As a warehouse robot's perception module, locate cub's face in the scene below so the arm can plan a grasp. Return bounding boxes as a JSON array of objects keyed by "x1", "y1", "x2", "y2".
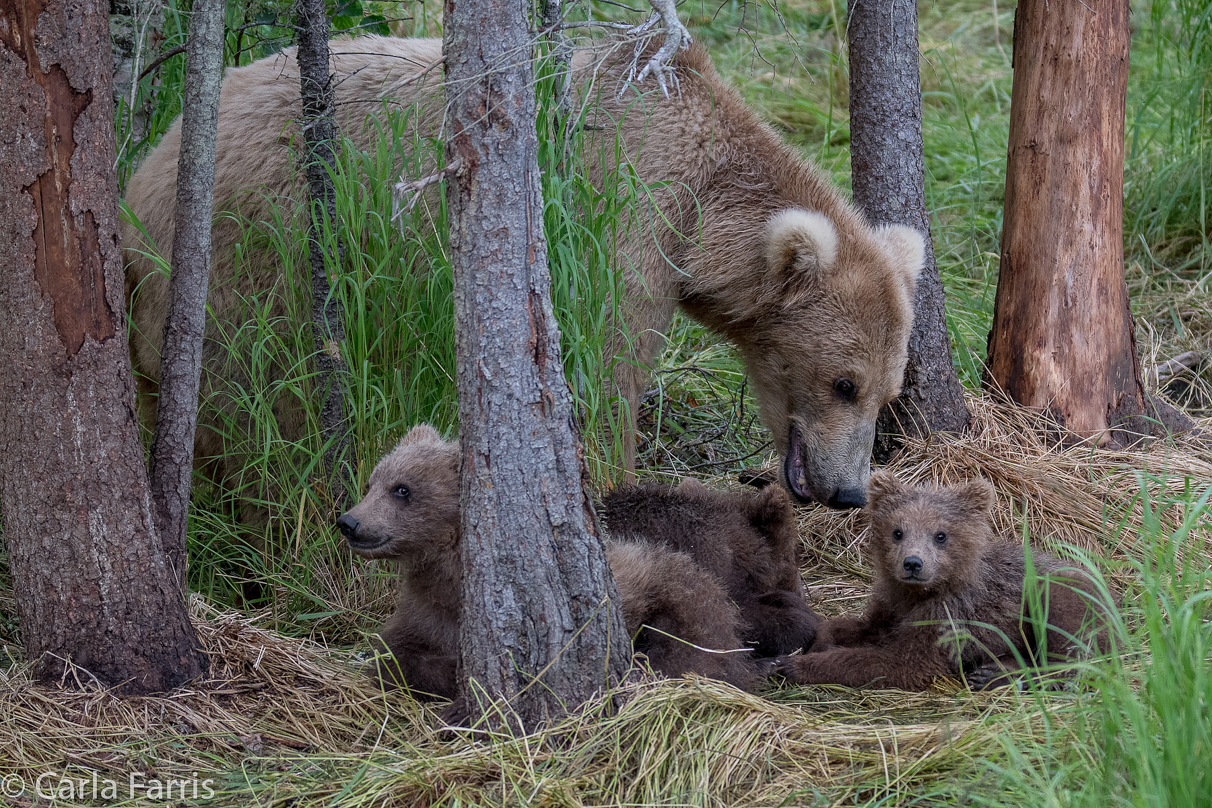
[
  {"x1": 748, "y1": 210, "x2": 926, "y2": 510},
  {"x1": 864, "y1": 471, "x2": 995, "y2": 592},
  {"x1": 335, "y1": 425, "x2": 459, "y2": 560}
]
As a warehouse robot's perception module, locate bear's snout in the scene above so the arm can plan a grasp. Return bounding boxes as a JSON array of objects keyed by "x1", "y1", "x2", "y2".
[
  {"x1": 336, "y1": 512, "x2": 361, "y2": 541},
  {"x1": 903, "y1": 556, "x2": 924, "y2": 575},
  {"x1": 828, "y1": 487, "x2": 866, "y2": 510}
]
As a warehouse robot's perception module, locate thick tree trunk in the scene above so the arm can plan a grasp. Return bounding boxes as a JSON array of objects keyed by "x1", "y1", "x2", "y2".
[
  {"x1": 296, "y1": 0, "x2": 354, "y2": 504},
  {"x1": 148, "y1": 0, "x2": 226, "y2": 588},
  {"x1": 847, "y1": 0, "x2": 970, "y2": 461},
  {"x1": 986, "y1": 0, "x2": 1151, "y2": 444},
  {"x1": 444, "y1": 0, "x2": 632, "y2": 728},
  {"x1": 0, "y1": 0, "x2": 206, "y2": 693}
]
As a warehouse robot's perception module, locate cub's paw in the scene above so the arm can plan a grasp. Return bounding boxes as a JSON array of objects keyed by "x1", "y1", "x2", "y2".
[{"x1": 965, "y1": 664, "x2": 1015, "y2": 691}]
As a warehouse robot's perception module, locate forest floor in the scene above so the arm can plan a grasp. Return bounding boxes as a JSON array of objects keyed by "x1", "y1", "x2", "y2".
[{"x1": 2, "y1": 0, "x2": 1211, "y2": 805}]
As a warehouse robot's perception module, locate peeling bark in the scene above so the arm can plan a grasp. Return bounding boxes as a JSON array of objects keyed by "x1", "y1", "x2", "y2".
[
  {"x1": 847, "y1": 0, "x2": 970, "y2": 461},
  {"x1": 444, "y1": 0, "x2": 631, "y2": 728},
  {"x1": 147, "y1": 0, "x2": 226, "y2": 587},
  {"x1": 986, "y1": 0, "x2": 1158, "y2": 445},
  {"x1": 0, "y1": 0, "x2": 205, "y2": 693}
]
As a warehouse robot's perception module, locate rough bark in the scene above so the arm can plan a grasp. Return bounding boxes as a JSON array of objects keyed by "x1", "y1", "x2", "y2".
[
  {"x1": 444, "y1": 0, "x2": 632, "y2": 728},
  {"x1": 0, "y1": 0, "x2": 205, "y2": 693},
  {"x1": 147, "y1": 0, "x2": 225, "y2": 588},
  {"x1": 847, "y1": 0, "x2": 970, "y2": 461},
  {"x1": 986, "y1": 0, "x2": 1154, "y2": 445},
  {"x1": 296, "y1": 0, "x2": 354, "y2": 504}
]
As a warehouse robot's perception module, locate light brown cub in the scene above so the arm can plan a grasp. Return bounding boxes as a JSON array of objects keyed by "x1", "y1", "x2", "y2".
[
  {"x1": 337, "y1": 425, "x2": 763, "y2": 699},
  {"x1": 777, "y1": 472, "x2": 1113, "y2": 691}
]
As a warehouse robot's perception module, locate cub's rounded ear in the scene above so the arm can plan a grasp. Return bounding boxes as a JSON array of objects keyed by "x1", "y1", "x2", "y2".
[
  {"x1": 953, "y1": 478, "x2": 996, "y2": 516},
  {"x1": 748, "y1": 484, "x2": 794, "y2": 527},
  {"x1": 675, "y1": 477, "x2": 709, "y2": 497},
  {"x1": 866, "y1": 470, "x2": 904, "y2": 512},
  {"x1": 875, "y1": 224, "x2": 926, "y2": 294},
  {"x1": 400, "y1": 423, "x2": 443, "y2": 447},
  {"x1": 766, "y1": 209, "x2": 839, "y2": 280}
]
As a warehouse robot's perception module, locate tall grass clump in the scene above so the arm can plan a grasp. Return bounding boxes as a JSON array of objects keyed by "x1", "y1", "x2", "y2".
[
  {"x1": 173, "y1": 47, "x2": 635, "y2": 621},
  {"x1": 1127, "y1": 0, "x2": 1211, "y2": 275},
  {"x1": 973, "y1": 474, "x2": 1212, "y2": 806}
]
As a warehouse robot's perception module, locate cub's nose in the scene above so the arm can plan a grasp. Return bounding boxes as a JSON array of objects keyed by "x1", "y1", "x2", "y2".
[
  {"x1": 827, "y1": 487, "x2": 867, "y2": 510},
  {"x1": 903, "y1": 556, "x2": 923, "y2": 574},
  {"x1": 336, "y1": 512, "x2": 361, "y2": 540}
]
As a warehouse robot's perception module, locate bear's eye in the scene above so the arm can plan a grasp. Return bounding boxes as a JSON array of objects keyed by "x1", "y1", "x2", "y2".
[
  {"x1": 392, "y1": 485, "x2": 411, "y2": 502},
  {"x1": 892, "y1": 529, "x2": 903, "y2": 542},
  {"x1": 833, "y1": 377, "x2": 857, "y2": 402},
  {"x1": 934, "y1": 531, "x2": 947, "y2": 545}
]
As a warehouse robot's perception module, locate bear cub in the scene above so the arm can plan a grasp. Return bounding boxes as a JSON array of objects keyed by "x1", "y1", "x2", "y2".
[
  {"x1": 601, "y1": 480, "x2": 821, "y2": 657},
  {"x1": 777, "y1": 471, "x2": 1112, "y2": 691},
  {"x1": 336, "y1": 425, "x2": 786, "y2": 699}
]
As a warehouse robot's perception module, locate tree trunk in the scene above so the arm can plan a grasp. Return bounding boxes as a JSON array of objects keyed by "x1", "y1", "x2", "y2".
[
  {"x1": 847, "y1": 0, "x2": 970, "y2": 461},
  {"x1": 147, "y1": 0, "x2": 226, "y2": 588},
  {"x1": 986, "y1": 0, "x2": 1151, "y2": 444},
  {"x1": 444, "y1": 0, "x2": 632, "y2": 728},
  {"x1": 296, "y1": 0, "x2": 354, "y2": 504},
  {"x1": 0, "y1": 0, "x2": 206, "y2": 693}
]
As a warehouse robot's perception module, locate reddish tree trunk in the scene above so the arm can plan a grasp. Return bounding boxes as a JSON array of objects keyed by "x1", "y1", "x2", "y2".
[
  {"x1": 986, "y1": 0, "x2": 1150, "y2": 444},
  {"x1": 444, "y1": 0, "x2": 631, "y2": 728},
  {"x1": 0, "y1": 0, "x2": 205, "y2": 693}
]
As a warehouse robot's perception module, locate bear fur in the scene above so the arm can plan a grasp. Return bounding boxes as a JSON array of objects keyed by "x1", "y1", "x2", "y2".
[
  {"x1": 122, "y1": 35, "x2": 925, "y2": 511},
  {"x1": 337, "y1": 425, "x2": 764, "y2": 698},
  {"x1": 600, "y1": 478, "x2": 822, "y2": 657},
  {"x1": 776, "y1": 472, "x2": 1112, "y2": 691}
]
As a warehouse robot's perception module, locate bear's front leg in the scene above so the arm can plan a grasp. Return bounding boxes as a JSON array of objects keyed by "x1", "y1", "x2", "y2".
[{"x1": 774, "y1": 634, "x2": 949, "y2": 691}]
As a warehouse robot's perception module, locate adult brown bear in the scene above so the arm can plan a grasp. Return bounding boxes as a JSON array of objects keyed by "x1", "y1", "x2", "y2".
[{"x1": 123, "y1": 36, "x2": 924, "y2": 509}]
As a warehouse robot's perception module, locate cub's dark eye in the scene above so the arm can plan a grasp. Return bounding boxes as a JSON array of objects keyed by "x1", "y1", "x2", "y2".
[
  {"x1": 833, "y1": 377, "x2": 857, "y2": 401},
  {"x1": 892, "y1": 529, "x2": 903, "y2": 542},
  {"x1": 934, "y1": 531, "x2": 947, "y2": 545},
  {"x1": 392, "y1": 485, "x2": 411, "y2": 502}
]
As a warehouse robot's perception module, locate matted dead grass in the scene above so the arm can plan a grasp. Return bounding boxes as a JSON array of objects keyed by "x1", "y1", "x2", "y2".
[{"x1": 0, "y1": 392, "x2": 1207, "y2": 806}]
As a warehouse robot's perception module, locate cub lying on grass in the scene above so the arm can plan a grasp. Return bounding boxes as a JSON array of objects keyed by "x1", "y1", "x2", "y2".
[
  {"x1": 777, "y1": 472, "x2": 1114, "y2": 691},
  {"x1": 601, "y1": 479, "x2": 822, "y2": 657},
  {"x1": 336, "y1": 425, "x2": 781, "y2": 699}
]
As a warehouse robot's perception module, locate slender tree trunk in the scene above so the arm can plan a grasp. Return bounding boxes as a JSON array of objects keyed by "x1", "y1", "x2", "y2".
[
  {"x1": 296, "y1": 0, "x2": 354, "y2": 504},
  {"x1": 847, "y1": 0, "x2": 970, "y2": 461},
  {"x1": 148, "y1": 0, "x2": 226, "y2": 588},
  {"x1": 0, "y1": 0, "x2": 206, "y2": 693},
  {"x1": 445, "y1": 0, "x2": 632, "y2": 728},
  {"x1": 986, "y1": 0, "x2": 1159, "y2": 444}
]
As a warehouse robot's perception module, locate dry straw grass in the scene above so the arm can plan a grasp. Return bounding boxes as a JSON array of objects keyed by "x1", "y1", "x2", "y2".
[{"x1": 0, "y1": 393, "x2": 1208, "y2": 806}]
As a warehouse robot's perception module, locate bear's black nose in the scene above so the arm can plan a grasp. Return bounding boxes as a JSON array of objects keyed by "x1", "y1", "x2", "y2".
[
  {"x1": 336, "y1": 512, "x2": 360, "y2": 540},
  {"x1": 827, "y1": 487, "x2": 867, "y2": 510},
  {"x1": 903, "y1": 556, "x2": 923, "y2": 574}
]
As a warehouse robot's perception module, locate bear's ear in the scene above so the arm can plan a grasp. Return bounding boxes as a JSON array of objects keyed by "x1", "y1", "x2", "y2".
[
  {"x1": 952, "y1": 478, "x2": 995, "y2": 517},
  {"x1": 399, "y1": 423, "x2": 443, "y2": 447},
  {"x1": 866, "y1": 470, "x2": 905, "y2": 512},
  {"x1": 675, "y1": 477, "x2": 709, "y2": 497},
  {"x1": 765, "y1": 208, "x2": 839, "y2": 281},
  {"x1": 874, "y1": 224, "x2": 925, "y2": 295},
  {"x1": 747, "y1": 485, "x2": 797, "y2": 550}
]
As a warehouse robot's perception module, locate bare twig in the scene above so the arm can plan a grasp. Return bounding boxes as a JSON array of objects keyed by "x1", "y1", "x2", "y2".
[
  {"x1": 391, "y1": 159, "x2": 464, "y2": 223},
  {"x1": 625, "y1": 0, "x2": 693, "y2": 97},
  {"x1": 138, "y1": 43, "x2": 187, "y2": 81}
]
